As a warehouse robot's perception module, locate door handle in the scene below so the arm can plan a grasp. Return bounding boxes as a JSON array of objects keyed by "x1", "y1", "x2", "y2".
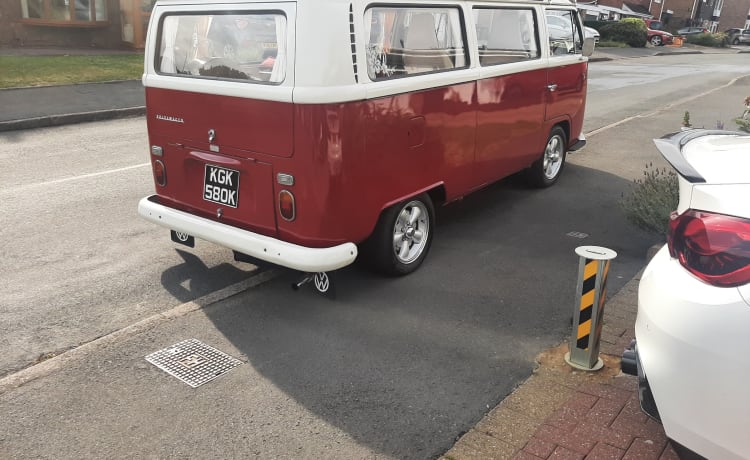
[{"x1": 547, "y1": 84, "x2": 558, "y2": 92}]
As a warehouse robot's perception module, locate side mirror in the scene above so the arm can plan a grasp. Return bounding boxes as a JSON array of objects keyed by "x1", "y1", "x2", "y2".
[{"x1": 582, "y1": 37, "x2": 596, "y2": 57}]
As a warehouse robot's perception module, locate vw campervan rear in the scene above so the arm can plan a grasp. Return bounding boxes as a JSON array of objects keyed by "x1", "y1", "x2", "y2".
[{"x1": 138, "y1": 0, "x2": 594, "y2": 289}]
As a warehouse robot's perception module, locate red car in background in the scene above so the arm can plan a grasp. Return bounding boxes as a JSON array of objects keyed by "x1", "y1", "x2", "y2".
[{"x1": 643, "y1": 19, "x2": 674, "y2": 46}]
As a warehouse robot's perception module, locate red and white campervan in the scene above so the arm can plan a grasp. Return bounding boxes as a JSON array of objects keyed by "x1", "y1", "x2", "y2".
[{"x1": 138, "y1": 0, "x2": 594, "y2": 289}]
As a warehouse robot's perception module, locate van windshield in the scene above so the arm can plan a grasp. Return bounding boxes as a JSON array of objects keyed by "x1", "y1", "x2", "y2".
[{"x1": 157, "y1": 12, "x2": 287, "y2": 83}]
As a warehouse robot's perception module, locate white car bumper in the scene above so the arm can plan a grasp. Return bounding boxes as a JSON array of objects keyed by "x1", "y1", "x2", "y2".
[
  {"x1": 138, "y1": 196, "x2": 358, "y2": 273},
  {"x1": 635, "y1": 246, "x2": 750, "y2": 459}
]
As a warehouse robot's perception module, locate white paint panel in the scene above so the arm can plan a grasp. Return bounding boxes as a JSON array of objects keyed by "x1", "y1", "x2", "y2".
[{"x1": 690, "y1": 184, "x2": 750, "y2": 220}]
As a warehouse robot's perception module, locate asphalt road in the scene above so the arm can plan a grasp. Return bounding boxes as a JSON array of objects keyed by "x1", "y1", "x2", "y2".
[{"x1": 1, "y1": 52, "x2": 749, "y2": 459}]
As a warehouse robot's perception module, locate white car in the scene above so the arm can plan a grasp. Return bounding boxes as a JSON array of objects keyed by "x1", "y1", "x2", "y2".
[
  {"x1": 623, "y1": 130, "x2": 750, "y2": 459},
  {"x1": 584, "y1": 26, "x2": 600, "y2": 43}
]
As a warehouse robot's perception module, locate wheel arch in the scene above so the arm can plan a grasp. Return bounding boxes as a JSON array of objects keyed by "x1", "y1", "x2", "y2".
[{"x1": 378, "y1": 182, "x2": 445, "y2": 215}]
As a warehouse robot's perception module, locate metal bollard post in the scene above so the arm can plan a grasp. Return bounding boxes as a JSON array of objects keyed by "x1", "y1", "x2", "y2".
[{"x1": 565, "y1": 246, "x2": 617, "y2": 371}]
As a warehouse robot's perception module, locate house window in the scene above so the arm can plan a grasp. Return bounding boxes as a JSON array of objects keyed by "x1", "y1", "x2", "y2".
[{"x1": 21, "y1": 0, "x2": 108, "y2": 25}]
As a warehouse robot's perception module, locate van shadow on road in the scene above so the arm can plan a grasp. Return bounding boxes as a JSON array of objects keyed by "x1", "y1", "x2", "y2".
[
  {"x1": 159, "y1": 248, "x2": 256, "y2": 303},
  {"x1": 195, "y1": 163, "x2": 660, "y2": 459}
]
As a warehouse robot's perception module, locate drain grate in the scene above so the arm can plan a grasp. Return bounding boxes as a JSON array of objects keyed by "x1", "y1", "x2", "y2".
[{"x1": 145, "y1": 339, "x2": 242, "y2": 388}]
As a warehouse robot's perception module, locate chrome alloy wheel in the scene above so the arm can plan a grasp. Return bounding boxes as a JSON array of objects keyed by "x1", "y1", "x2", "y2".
[
  {"x1": 392, "y1": 200, "x2": 430, "y2": 265},
  {"x1": 543, "y1": 133, "x2": 565, "y2": 180}
]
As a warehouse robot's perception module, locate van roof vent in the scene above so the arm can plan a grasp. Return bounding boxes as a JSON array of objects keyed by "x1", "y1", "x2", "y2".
[{"x1": 349, "y1": 4, "x2": 358, "y2": 83}]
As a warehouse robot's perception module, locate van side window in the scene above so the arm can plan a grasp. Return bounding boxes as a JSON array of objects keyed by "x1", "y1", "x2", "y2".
[
  {"x1": 546, "y1": 10, "x2": 583, "y2": 56},
  {"x1": 157, "y1": 13, "x2": 287, "y2": 84},
  {"x1": 364, "y1": 7, "x2": 467, "y2": 80},
  {"x1": 474, "y1": 8, "x2": 539, "y2": 66}
]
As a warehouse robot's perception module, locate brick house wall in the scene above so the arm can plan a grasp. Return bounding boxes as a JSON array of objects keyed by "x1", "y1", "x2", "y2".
[
  {"x1": 0, "y1": 0, "x2": 125, "y2": 49},
  {"x1": 595, "y1": 0, "x2": 750, "y2": 31},
  {"x1": 717, "y1": 0, "x2": 750, "y2": 30}
]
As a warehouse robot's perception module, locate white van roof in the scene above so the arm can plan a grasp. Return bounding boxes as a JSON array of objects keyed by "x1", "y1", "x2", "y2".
[
  {"x1": 153, "y1": 0, "x2": 578, "y2": 5},
  {"x1": 146, "y1": 0, "x2": 583, "y2": 103}
]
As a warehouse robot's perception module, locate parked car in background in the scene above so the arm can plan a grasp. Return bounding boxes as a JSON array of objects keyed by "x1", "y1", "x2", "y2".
[
  {"x1": 725, "y1": 27, "x2": 744, "y2": 43},
  {"x1": 643, "y1": 18, "x2": 662, "y2": 30},
  {"x1": 676, "y1": 26, "x2": 708, "y2": 36},
  {"x1": 729, "y1": 29, "x2": 750, "y2": 45},
  {"x1": 641, "y1": 18, "x2": 672, "y2": 46},
  {"x1": 547, "y1": 13, "x2": 598, "y2": 42},
  {"x1": 647, "y1": 28, "x2": 673, "y2": 46},
  {"x1": 584, "y1": 26, "x2": 600, "y2": 42},
  {"x1": 623, "y1": 130, "x2": 750, "y2": 459}
]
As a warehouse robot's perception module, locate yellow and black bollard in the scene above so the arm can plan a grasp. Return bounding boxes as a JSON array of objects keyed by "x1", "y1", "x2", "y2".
[{"x1": 565, "y1": 246, "x2": 617, "y2": 371}]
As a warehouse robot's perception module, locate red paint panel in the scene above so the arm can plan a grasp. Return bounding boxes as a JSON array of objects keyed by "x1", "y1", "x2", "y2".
[
  {"x1": 149, "y1": 135, "x2": 277, "y2": 237},
  {"x1": 276, "y1": 83, "x2": 477, "y2": 247},
  {"x1": 145, "y1": 72, "x2": 586, "y2": 249},
  {"x1": 476, "y1": 69, "x2": 547, "y2": 186},
  {"x1": 362, "y1": 83, "x2": 478, "y2": 202},
  {"x1": 546, "y1": 61, "x2": 588, "y2": 142},
  {"x1": 145, "y1": 87, "x2": 294, "y2": 158}
]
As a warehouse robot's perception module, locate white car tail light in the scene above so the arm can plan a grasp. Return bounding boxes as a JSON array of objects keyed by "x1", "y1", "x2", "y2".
[{"x1": 668, "y1": 210, "x2": 750, "y2": 287}]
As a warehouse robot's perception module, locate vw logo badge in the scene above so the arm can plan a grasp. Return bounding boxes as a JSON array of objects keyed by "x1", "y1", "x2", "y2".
[
  {"x1": 314, "y1": 272, "x2": 330, "y2": 293},
  {"x1": 175, "y1": 231, "x2": 190, "y2": 242}
]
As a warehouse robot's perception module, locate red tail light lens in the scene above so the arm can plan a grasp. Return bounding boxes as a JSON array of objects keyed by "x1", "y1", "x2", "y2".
[
  {"x1": 279, "y1": 190, "x2": 295, "y2": 221},
  {"x1": 668, "y1": 210, "x2": 750, "y2": 287},
  {"x1": 153, "y1": 160, "x2": 166, "y2": 186}
]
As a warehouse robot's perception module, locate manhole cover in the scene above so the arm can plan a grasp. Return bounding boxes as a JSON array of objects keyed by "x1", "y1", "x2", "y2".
[{"x1": 145, "y1": 339, "x2": 242, "y2": 388}]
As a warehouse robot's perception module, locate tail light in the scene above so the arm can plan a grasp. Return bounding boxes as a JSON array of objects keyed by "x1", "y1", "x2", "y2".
[
  {"x1": 153, "y1": 160, "x2": 166, "y2": 186},
  {"x1": 668, "y1": 210, "x2": 750, "y2": 287},
  {"x1": 279, "y1": 190, "x2": 295, "y2": 221}
]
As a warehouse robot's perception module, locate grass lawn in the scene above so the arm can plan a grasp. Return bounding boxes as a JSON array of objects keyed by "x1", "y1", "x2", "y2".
[{"x1": 0, "y1": 54, "x2": 144, "y2": 89}]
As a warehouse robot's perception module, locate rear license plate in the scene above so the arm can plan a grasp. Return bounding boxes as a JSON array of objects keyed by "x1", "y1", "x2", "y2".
[{"x1": 204, "y1": 165, "x2": 239, "y2": 208}]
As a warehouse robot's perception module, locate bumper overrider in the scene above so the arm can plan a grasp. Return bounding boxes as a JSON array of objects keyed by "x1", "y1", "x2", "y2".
[{"x1": 138, "y1": 195, "x2": 358, "y2": 273}]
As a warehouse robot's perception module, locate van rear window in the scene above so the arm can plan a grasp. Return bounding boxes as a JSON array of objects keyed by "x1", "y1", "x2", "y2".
[
  {"x1": 156, "y1": 13, "x2": 287, "y2": 83},
  {"x1": 364, "y1": 7, "x2": 467, "y2": 80}
]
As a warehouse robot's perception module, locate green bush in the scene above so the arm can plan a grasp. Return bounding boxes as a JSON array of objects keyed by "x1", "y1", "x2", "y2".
[
  {"x1": 621, "y1": 163, "x2": 679, "y2": 236},
  {"x1": 686, "y1": 32, "x2": 729, "y2": 47},
  {"x1": 600, "y1": 19, "x2": 648, "y2": 48}
]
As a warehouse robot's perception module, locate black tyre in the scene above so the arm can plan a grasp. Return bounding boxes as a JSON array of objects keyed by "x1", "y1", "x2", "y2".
[
  {"x1": 650, "y1": 35, "x2": 663, "y2": 46},
  {"x1": 527, "y1": 126, "x2": 567, "y2": 188},
  {"x1": 365, "y1": 193, "x2": 435, "y2": 276}
]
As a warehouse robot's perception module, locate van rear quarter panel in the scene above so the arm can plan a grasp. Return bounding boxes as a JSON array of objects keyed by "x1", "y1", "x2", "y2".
[{"x1": 284, "y1": 81, "x2": 477, "y2": 247}]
